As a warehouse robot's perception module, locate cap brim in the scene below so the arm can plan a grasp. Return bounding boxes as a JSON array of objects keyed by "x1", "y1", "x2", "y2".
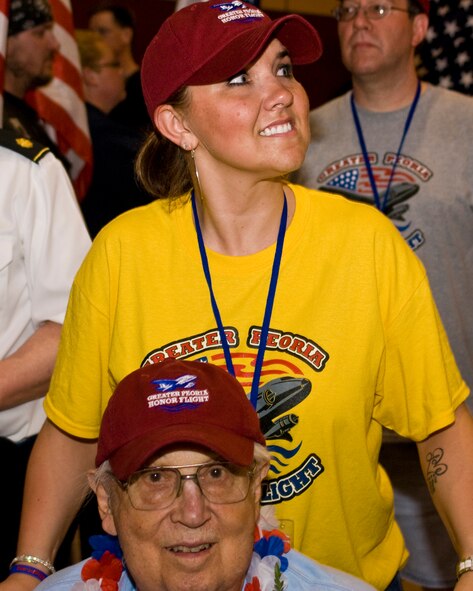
[
  {"x1": 108, "y1": 423, "x2": 256, "y2": 480},
  {"x1": 186, "y1": 14, "x2": 322, "y2": 87}
]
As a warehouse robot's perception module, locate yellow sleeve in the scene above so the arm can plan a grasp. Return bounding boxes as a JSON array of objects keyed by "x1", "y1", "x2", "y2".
[
  {"x1": 44, "y1": 238, "x2": 115, "y2": 439},
  {"x1": 373, "y1": 228, "x2": 469, "y2": 439}
]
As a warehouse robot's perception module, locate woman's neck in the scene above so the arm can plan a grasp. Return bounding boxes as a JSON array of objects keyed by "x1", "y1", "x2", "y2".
[{"x1": 193, "y1": 180, "x2": 294, "y2": 257}]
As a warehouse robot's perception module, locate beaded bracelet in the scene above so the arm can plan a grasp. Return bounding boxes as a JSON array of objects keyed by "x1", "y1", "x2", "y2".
[
  {"x1": 10, "y1": 555, "x2": 55, "y2": 575},
  {"x1": 457, "y1": 556, "x2": 473, "y2": 579},
  {"x1": 9, "y1": 564, "x2": 48, "y2": 582}
]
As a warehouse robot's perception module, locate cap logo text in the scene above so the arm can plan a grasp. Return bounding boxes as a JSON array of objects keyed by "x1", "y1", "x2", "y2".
[
  {"x1": 211, "y1": 1, "x2": 264, "y2": 23},
  {"x1": 147, "y1": 374, "x2": 209, "y2": 411}
]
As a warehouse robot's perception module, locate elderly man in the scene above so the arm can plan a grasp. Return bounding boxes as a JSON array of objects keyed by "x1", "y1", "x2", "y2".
[{"x1": 34, "y1": 359, "x2": 375, "y2": 591}]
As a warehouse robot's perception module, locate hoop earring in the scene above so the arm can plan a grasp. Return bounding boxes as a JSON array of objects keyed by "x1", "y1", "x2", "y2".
[{"x1": 191, "y1": 148, "x2": 203, "y2": 202}]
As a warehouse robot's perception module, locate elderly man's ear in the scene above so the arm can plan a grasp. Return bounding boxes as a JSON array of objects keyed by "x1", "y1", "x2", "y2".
[
  {"x1": 254, "y1": 462, "x2": 270, "y2": 504},
  {"x1": 87, "y1": 470, "x2": 118, "y2": 536}
]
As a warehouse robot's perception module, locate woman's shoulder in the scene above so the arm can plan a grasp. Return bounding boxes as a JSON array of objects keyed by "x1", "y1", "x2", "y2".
[
  {"x1": 291, "y1": 182, "x2": 394, "y2": 228},
  {"x1": 95, "y1": 194, "x2": 192, "y2": 242},
  {"x1": 289, "y1": 182, "x2": 420, "y2": 276}
]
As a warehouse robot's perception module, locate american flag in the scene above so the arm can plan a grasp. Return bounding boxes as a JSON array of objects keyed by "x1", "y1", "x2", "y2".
[
  {"x1": 419, "y1": 0, "x2": 473, "y2": 95},
  {"x1": 0, "y1": 0, "x2": 92, "y2": 199},
  {"x1": 326, "y1": 166, "x2": 415, "y2": 196}
]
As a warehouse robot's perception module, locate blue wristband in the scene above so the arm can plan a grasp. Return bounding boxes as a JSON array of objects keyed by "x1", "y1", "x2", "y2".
[{"x1": 10, "y1": 564, "x2": 48, "y2": 581}]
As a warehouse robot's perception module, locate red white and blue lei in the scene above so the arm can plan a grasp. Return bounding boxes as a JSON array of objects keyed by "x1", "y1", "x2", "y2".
[{"x1": 74, "y1": 528, "x2": 290, "y2": 591}]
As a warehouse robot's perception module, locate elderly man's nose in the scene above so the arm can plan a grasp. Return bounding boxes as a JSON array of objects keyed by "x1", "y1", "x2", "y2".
[{"x1": 170, "y1": 479, "x2": 211, "y2": 527}]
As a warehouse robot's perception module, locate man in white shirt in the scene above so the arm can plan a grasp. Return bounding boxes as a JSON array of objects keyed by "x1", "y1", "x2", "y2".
[{"x1": 0, "y1": 130, "x2": 90, "y2": 575}]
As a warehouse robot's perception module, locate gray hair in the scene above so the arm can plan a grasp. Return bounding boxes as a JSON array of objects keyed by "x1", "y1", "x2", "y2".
[
  {"x1": 93, "y1": 443, "x2": 280, "y2": 532},
  {"x1": 94, "y1": 442, "x2": 270, "y2": 490}
]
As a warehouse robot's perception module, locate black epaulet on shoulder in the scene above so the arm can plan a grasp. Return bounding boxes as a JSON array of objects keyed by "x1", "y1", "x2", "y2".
[{"x1": 0, "y1": 129, "x2": 50, "y2": 164}]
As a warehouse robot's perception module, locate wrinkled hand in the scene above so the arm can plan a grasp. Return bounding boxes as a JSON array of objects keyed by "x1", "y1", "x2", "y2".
[{"x1": 0, "y1": 574, "x2": 42, "y2": 591}]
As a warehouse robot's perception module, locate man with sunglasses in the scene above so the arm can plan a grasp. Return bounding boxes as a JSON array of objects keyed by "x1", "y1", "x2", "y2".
[
  {"x1": 295, "y1": 1, "x2": 473, "y2": 590},
  {"x1": 34, "y1": 359, "x2": 375, "y2": 591}
]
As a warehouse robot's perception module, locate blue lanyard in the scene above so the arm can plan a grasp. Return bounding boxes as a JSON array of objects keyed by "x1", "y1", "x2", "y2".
[
  {"x1": 191, "y1": 190, "x2": 287, "y2": 408},
  {"x1": 350, "y1": 80, "x2": 421, "y2": 212}
]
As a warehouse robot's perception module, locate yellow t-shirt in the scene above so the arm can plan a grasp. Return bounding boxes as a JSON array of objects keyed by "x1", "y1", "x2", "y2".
[{"x1": 46, "y1": 184, "x2": 468, "y2": 589}]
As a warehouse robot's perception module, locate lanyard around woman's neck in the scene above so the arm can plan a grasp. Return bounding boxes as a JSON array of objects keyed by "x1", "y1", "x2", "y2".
[
  {"x1": 350, "y1": 79, "x2": 421, "y2": 213},
  {"x1": 191, "y1": 190, "x2": 288, "y2": 409}
]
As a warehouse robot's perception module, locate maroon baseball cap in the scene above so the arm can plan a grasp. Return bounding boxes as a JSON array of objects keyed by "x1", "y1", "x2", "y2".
[
  {"x1": 96, "y1": 358, "x2": 266, "y2": 480},
  {"x1": 141, "y1": 0, "x2": 323, "y2": 119}
]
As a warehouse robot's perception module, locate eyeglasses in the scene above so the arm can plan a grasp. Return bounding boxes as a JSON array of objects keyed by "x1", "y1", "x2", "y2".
[
  {"x1": 95, "y1": 61, "x2": 121, "y2": 70},
  {"x1": 111, "y1": 461, "x2": 257, "y2": 511},
  {"x1": 333, "y1": 3, "x2": 414, "y2": 21}
]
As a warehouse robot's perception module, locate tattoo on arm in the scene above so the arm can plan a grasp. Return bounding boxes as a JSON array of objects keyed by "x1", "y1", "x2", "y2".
[{"x1": 426, "y1": 448, "x2": 448, "y2": 494}]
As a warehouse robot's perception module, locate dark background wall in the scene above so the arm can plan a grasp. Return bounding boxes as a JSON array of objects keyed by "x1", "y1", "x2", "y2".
[{"x1": 70, "y1": 1, "x2": 350, "y2": 109}]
